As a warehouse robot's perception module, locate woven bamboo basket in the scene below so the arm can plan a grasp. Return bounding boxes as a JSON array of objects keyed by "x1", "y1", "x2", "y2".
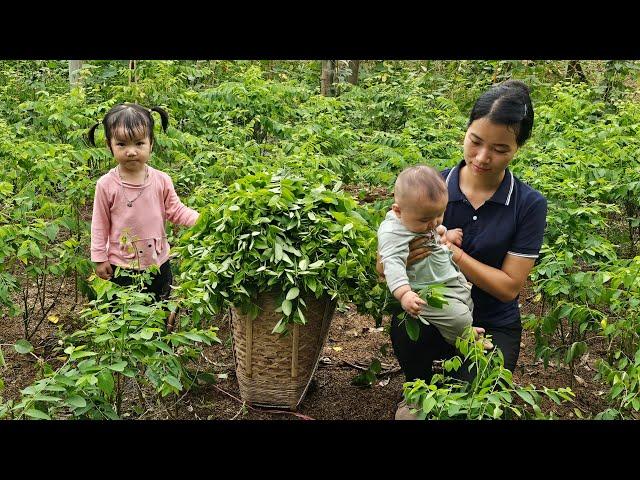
[{"x1": 230, "y1": 291, "x2": 337, "y2": 409}]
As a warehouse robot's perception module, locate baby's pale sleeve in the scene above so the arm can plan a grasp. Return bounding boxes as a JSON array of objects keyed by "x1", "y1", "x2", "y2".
[{"x1": 377, "y1": 225, "x2": 411, "y2": 294}]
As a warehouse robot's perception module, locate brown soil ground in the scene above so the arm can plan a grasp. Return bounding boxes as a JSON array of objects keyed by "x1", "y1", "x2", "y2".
[{"x1": 0, "y1": 274, "x2": 616, "y2": 421}]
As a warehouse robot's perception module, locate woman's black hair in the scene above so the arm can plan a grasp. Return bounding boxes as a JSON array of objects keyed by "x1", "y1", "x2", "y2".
[
  {"x1": 87, "y1": 103, "x2": 169, "y2": 151},
  {"x1": 468, "y1": 79, "x2": 534, "y2": 146}
]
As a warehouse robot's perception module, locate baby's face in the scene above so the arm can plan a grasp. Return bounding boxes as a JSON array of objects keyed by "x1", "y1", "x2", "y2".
[{"x1": 395, "y1": 194, "x2": 447, "y2": 233}]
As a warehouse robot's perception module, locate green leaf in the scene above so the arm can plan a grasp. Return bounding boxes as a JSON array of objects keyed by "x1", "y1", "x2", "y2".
[
  {"x1": 337, "y1": 264, "x2": 348, "y2": 278},
  {"x1": 0, "y1": 347, "x2": 5, "y2": 367},
  {"x1": 25, "y1": 408, "x2": 51, "y2": 420},
  {"x1": 139, "y1": 328, "x2": 155, "y2": 340},
  {"x1": 14, "y1": 339, "x2": 33, "y2": 354},
  {"x1": 286, "y1": 287, "x2": 300, "y2": 300},
  {"x1": 163, "y1": 375, "x2": 183, "y2": 391},
  {"x1": 33, "y1": 395, "x2": 62, "y2": 403},
  {"x1": 565, "y1": 341, "x2": 587, "y2": 365},
  {"x1": 281, "y1": 299, "x2": 292, "y2": 316},
  {"x1": 370, "y1": 359, "x2": 382, "y2": 375},
  {"x1": 108, "y1": 361, "x2": 127, "y2": 372},
  {"x1": 405, "y1": 316, "x2": 420, "y2": 341},
  {"x1": 611, "y1": 383, "x2": 625, "y2": 399},
  {"x1": 422, "y1": 395, "x2": 436, "y2": 415},
  {"x1": 151, "y1": 341, "x2": 173, "y2": 354},
  {"x1": 308, "y1": 260, "x2": 324, "y2": 269},
  {"x1": 127, "y1": 305, "x2": 154, "y2": 315},
  {"x1": 97, "y1": 370, "x2": 115, "y2": 396},
  {"x1": 70, "y1": 350, "x2": 97, "y2": 361},
  {"x1": 45, "y1": 223, "x2": 59, "y2": 242},
  {"x1": 29, "y1": 242, "x2": 42, "y2": 259},
  {"x1": 515, "y1": 389, "x2": 536, "y2": 407},
  {"x1": 66, "y1": 395, "x2": 87, "y2": 408},
  {"x1": 181, "y1": 332, "x2": 206, "y2": 342},
  {"x1": 272, "y1": 319, "x2": 287, "y2": 334}
]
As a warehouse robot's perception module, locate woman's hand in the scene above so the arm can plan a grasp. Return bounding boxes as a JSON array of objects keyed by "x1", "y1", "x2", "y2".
[
  {"x1": 445, "y1": 227, "x2": 463, "y2": 247},
  {"x1": 441, "y1": 237, "x2": 465, "y2": 263},
  {"x1": 407, "y1": 236, "x2": 434, "y2": 266}
]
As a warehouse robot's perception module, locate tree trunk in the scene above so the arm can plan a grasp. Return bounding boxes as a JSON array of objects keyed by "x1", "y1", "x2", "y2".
[
  {"x1": 129, "y1": 60, "x2": 138, "y2": 84},
  {"x1": 68, "y1": 60, "x2": 83, "y2": 87},
  {"x1": 321, "y1": 60, "x2": 335, "y2": 96},
  {"x1": 566, "y1": 60, "x2": 587, "y2": 82},
  {"x1": 266, "y1": 60, "x2": 274, "y2": 80},
  {"x1": 347, "y1": 60, "x2": 360, "y2": 85}
]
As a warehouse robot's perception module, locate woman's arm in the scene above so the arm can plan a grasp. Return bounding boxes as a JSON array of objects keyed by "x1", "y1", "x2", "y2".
[{"x1": 448, "y1": 243, "x2": 535, "y2": 303}]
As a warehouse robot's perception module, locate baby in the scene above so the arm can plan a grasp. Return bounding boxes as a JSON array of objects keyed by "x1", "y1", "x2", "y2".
[{"x1": 377, "y1": 165, "x2": 475, "y2": 346}]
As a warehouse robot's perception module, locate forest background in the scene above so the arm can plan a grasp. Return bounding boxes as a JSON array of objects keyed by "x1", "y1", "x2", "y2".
[{"x1": 1, "y1": 60, "x2": 639, "y2": 420}]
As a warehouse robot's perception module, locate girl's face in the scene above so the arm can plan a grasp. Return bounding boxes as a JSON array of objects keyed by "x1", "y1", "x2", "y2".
[
  {"x1": 110, "y1": 129, "x2": 152, "y2": 174},
  {"x1": 463, "y1": 118, "x2": 519, "y2": 178}
]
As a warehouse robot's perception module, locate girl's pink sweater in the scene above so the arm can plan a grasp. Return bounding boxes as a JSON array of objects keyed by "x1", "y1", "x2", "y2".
[{"x1": 91, "y1": 165, "x2": 199, "y2": 270}]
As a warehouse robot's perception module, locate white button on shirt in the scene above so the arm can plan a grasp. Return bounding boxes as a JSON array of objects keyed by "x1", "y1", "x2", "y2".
[{"x1": 472, "y1": 215, "x2": 478, "y2": 220}]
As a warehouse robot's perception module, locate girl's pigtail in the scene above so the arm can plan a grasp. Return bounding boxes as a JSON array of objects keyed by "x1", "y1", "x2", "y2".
[
  {"x1": 87, "y1": 122, "x2": 101, "y2": 147},
  {"x1": 150, "y1": 107, "x2": 169, "y2": 132}
]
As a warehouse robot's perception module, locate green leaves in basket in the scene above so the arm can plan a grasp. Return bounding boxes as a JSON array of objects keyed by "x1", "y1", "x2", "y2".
[{"x1": 176, "y1": 171, "x2": 382, "y2": 331}]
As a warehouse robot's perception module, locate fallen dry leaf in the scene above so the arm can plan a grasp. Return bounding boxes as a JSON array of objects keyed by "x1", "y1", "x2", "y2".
[
  {"x1": 574, "y1": 375, "x2": 586, "y2": 385},
  {"x1": 47, "y1": 315, "x2": 60, "y2": 324},
  {"x1": 378, "y1": 377, "x2": 390, "y2": 387},
  {"x1": 332, "y1": 346, "x2": 343, "y2": 352}
]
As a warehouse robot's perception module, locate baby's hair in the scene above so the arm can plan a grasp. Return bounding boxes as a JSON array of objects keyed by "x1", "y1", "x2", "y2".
[
  {"x1": 395, "y1": 165, "x2": 447, "y2": 204},
  {"x1": 87, "y1": 103, "x2": 169, "y2": 151}
]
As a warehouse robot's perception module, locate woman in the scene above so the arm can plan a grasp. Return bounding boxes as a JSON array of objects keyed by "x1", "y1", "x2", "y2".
[{"x1": 377, "y1": 80, "x2": 547, "y2": 419}]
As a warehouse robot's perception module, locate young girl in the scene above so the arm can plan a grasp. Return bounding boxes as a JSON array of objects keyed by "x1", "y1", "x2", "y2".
[{"x1": 88, "y1": 103, "x2": 199, "y2": 307}]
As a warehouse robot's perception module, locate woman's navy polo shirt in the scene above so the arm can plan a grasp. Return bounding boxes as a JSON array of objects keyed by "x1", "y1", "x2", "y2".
[{"x1": 441, "y1": 160, "x2": 547, "y2": 328}]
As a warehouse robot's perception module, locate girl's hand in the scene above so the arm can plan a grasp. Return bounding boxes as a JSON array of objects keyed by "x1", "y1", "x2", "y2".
[
  {"x1": 400, "y1": 290, "x2": 426, "y2": 317},
  {"x1": 95, "y1": 261, "x2": 113, "y2": 280},
  {"x1": 407, "y1": 236, "x2": 433, "y2": 266}
]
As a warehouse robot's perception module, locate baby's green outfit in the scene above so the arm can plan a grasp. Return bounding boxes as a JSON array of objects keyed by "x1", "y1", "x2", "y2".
[{"x1": 377, "y1": 210, "x2": 473, "y2": 345}]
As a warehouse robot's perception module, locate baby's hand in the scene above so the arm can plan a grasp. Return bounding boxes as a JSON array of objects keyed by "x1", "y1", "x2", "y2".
[
  {"x1": 445, "y1": 227, "x2": 463, "y2": 247},
  {"x1": 400, "y1": 290, "x2": 426, "y2": 317}
]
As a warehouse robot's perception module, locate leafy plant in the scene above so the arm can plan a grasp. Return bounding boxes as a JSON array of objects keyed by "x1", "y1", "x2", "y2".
[
  {"x1": 6, "y1": 273, "x2": 220, "y2": 419},
  {"x1": 402, "y1": 328, "x2": 575, "y2": 419}
]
